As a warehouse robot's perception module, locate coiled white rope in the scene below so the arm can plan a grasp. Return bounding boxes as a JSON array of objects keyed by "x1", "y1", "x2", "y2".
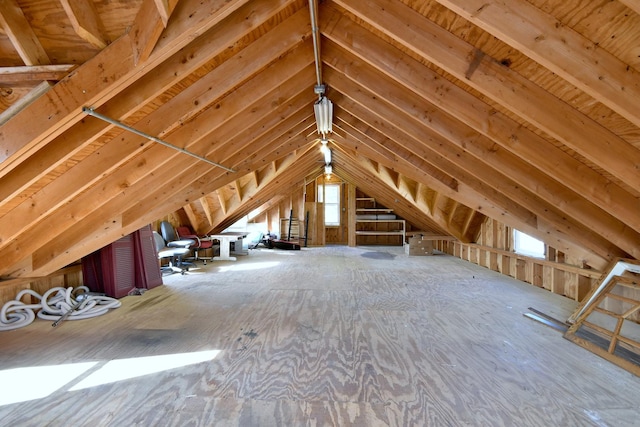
[{"x1": 0, "y1": 286, "x2": 121, "y2": 331}]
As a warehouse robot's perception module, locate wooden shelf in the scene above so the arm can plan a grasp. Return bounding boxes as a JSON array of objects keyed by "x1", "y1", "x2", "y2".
[
  {"x1": 355, "y1": 219, "x2": 405, "y2": 243},
  {"x1": 353, "y1": 196, "x2": 405, "y2": 245},
  {"x1": 355, "y1": 231, "x2": 405, "y2": 236},
  {"x1": 356, "y1": 208, "x2": 394, "y2": 213}
]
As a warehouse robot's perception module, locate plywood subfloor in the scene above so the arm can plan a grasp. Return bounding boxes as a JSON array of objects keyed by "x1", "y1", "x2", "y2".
[{"x1": 1, "y1": 246, "x2": 639, "y2": 426}]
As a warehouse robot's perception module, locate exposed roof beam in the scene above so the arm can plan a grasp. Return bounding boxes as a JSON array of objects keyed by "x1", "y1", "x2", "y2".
[
  {"x1": 153, "y1": 0, "x2": 178, "y2": 27},
  {"x1": 335, "y1": 150, "x2": 450, "y2": 236},
  {"x1": 619, "y1": 0, "x2": 640, "y2": 17},
  {"x1": 118, "y1": 85, "x2": 314, "y2": 241},
  {"x1": 0, "y1": 59, "x2": 312, "y2": 251},
  {"x1": 0, "y1": 0, "x2": 298, "y2": 212},
  {"x1": 0, "y1": 0, "x2": 251, "y2": 175},
  {"x1": 207, "y1": 149, "x2": 316, "y2": 232},
  {"x1": 0, "y1": 47, "x2": 314, "y2": 276},
  {"x1": 234, "y1": 179, "x2": 244, "y2": 202},
  {"x1": 324, "y1": 50, "x2": 640, "y2": 256},
  {"x1": 434, "y1": 0, "x2": 640, "y2": 129},
  {"x1": 200, "y1": 196, "x2": 215, "y2": 229},
  {"x1": 330, "y1": 83, "x2": 628, "y2": 260},
  {"x1": 217, "y1": 190, "x2": 228, "y2": 215},
  {"x1": 332, "y1": 0, "x2": 640, "y2": 193},
  {"x1": 448, "y1": 200, "x2": 459, "y2": 227},
  {"x1": 0, "y1": 0, "x2": 50, "y2": 65},
  {"x1": 25, "y1": 138, "x2": 313, "y2": 276},
  {"x1": 335, "y1": 115, "x2": 530, "y2": 239},
  {"x1": 182, "y1": 203, "x2": 198, "y2": 228},
  {"x1": 461, "y1": 209, "x2": 478, "y2": 240},
  {"x1": 333, "y1": 112, "x2": 458, "y2": 192},
  {"x1": 60, "y1": 0, "x2": 109, "y2": 49},
  {"x1": 0, "y1": 65, "x2": 76, "y2": 85},
  {"x1": 131, "y1": 0, "x2": 180, "y2": 64},
  {"x1": 321, "y1": 14, "x2": 640, "y2": 234},
  {"x1": 0, "y1": 81, "x2": 52, "y2": 126}
]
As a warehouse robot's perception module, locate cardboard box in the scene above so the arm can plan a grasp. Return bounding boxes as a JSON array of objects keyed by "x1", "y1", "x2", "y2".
[{"x1": 406, "y1": 236, "x2": 433, "y2": 256}]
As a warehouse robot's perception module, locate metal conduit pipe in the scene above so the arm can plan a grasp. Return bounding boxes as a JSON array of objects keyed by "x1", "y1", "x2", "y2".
[
  {"x1": 309, "y1": 0, "x2": 323, "y2": 98},
  {"x1": 82, "y1": 107, "x2": 235, "y2": 173}
]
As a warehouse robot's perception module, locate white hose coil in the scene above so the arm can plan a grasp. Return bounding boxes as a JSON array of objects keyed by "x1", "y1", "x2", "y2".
[{"x1": 0, "y1": 286, "x2": 121, "y2": 331}]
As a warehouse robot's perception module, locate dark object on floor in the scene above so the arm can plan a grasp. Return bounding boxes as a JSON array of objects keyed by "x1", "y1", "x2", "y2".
[
  {"x1": 267, "y1": 239, "x2": 301, "y2": 250},
  {"x1": 361, "y1": 251, "x2": 395, "y2": 260},
  {"x1": 304, "y1": 210, "x2": 309, "y2": 247}
]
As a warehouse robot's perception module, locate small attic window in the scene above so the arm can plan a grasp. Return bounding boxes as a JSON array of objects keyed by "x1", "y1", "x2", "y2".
[
  {"x1": 513, "y1": 229, "x2": 545, "y2": 258},
  {"x1": 318, "y1": 184, "x2": 340, "y2": 226}
]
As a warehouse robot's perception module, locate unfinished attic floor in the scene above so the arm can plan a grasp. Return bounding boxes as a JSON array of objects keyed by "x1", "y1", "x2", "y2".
[{"x1": 1, "y1": 246, "x2": 639, "y2": 426}]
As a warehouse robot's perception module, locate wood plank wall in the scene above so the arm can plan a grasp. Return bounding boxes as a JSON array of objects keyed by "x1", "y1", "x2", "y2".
[
  {"x1": 0, "y1": 264, "x2": 83, "y2": 306},
  {"x1": 250, "y1": 181, "x2": 418, "y2": 246},
  {"x1": 435, "y1": 217, "x2": 600, "y2": 302}
]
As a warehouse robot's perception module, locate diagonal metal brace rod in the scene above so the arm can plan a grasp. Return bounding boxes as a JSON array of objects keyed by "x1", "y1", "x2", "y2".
[{"x1": 82, "y1": 107, "x2": 235, "y2": 172}]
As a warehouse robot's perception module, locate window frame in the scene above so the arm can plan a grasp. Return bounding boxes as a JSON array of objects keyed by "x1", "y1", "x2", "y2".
[
  {"x1": 513, "y1": 229, "x2": 545, "y2": 259},
  {"x1": 317, "y1": 183, "x2": 341, "y2": 227}
]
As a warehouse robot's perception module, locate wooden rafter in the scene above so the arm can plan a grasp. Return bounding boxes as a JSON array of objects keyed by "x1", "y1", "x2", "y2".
[
  {"x1": 121, "y1": 81, "x2": 313, "y2": 230},
  {"x1": 619, "y1": 0, "x2": 640, "y2": 16},
  {"x1": 0, "y1": 0, "x2": 251, "y2": 175},
  {"x1": 234, "y1": 179, "x2": 243, "y2": 202},
  {"x1": 334, "y1": 151, "x2": 453, "y2": 238},
  {"x1": 0, "y1": 0, "x2": 50, "y2": 65},
  {"x1": 182, "y1": 202, "x2": 198, "y2": 228},
  {"x1": 153, "y1": 0, "x2": 172, "y2": 27},
  {"x1": 199, "y1": 196, "x2": 214, "y2": 228},
  {"x1": 333, "y1": 90, "x2": 624, "y2": 262},
  {"x1": 211, "y1": 149, "x2": 317, "y2": 232},
  {"x1": 216, "y1": 189, "x2": 228, "y2": 215},
  {"x1": 324, "y1": 34, "x2": 637, "y2": 260},
  {"x1": 60, "y1": 0, "x2": 109, "y2": 49},
  {"x1": 321, "y1": 6, "x2": 640, "y2": 232},
  {"x1": 461, "y1": 208, "x2": 477, "y2": 241},
  {"x1": 448, "y1": 200, "x2": 459, "y2": 226},
  {"x1": 334, "y1": 112, "x2": 536, "y2": 230},
  {"x1": 0, "y1": 65, "x2": 76, "y2": 85},
  {"x1": 0, "y1": 71, "x2": 312, "y2": 280},
  {"x1": 331, "y1": 0, "x2": 640, "y2": 193},
  {"x1": 434, "y1": 0, "x2": 640, "y2": 129},
  {"x1": 0, "y1": 0, "x2": 300, "y2": 216},
  {"x1": 328, "y1": 57, "x2": 640, "y2": 255},
  {"x1": 429, "y1": 191, "x2": 440, "y2": 216},
  {"x1": 0, "y1": 20, "x2": 313, "y2": 253}
]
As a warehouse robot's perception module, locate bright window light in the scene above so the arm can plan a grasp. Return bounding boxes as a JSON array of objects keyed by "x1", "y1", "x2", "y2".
[
  {"x1": 318, "y1": 184, "x2": 340, "y2": 226},
  {"x1": 70, "y1": 350, "x2": 220, "y2": 391},
  {"x1": 514, "y1": 229, "x2": 545, "y2": 258},
  {"x1": 0, "y1": 362, "x2": 97, "y2": 405},
  {"x1": 218, "y1": 261, "x2": 280, "y2": 272}
]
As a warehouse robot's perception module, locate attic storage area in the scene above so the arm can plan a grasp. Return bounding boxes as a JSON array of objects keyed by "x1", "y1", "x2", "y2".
[
  {"x1": 1, "y1": 0, "x2": 640, "y2": 424},
  {"x1": 354, "y1": 193, "x2": 406, "y2": 246}
]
